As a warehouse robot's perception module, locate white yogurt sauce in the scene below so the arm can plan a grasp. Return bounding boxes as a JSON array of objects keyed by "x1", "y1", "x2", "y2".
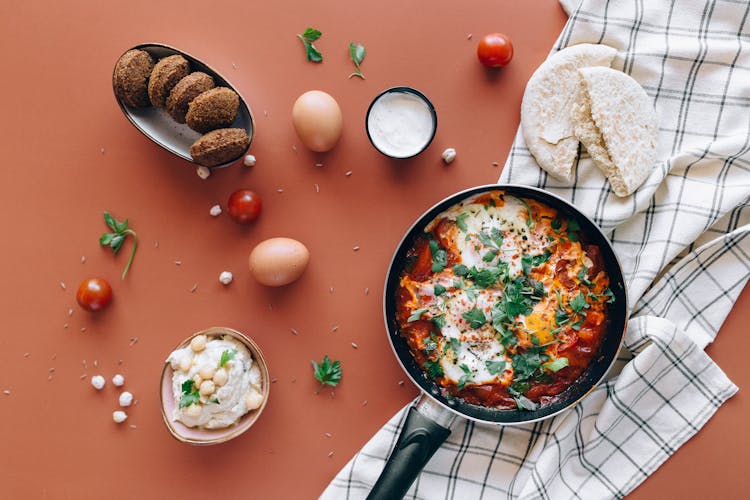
[{"x1": 367, "y1": 91, "x2": 435, "y2": 158}]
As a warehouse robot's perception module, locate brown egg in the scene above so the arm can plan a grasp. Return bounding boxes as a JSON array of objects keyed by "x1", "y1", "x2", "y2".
[
  {"x1": 291, "y1": 90, "x2": 343, "y2": 152},
  {"x1": 249, "y1": 238, "x2": 310, "y2": 286}
]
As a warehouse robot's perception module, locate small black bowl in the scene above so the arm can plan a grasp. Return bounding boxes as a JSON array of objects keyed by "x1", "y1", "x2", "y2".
[{"x1": 365, "y1": 86, "x2": 437, "y2": 159}]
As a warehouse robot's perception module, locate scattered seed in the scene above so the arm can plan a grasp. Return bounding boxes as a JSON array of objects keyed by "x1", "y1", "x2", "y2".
[
  {"x1": 175, "y1": 260, "x2": 182, "y2": 266},
  {"x1": 492, "y1": 161, "x2": 499, "y2": 167},
  {"x1": 82, "y1": 360, "x2": 87, "y2": 367},
  {"x1": 365, "y1": 288, "x2": 370, "y2": 295},
  {"x1": 351, "y1": 342, "x2": 358, "y2": 349},
  {"x1": 118, "y1": 360, "x2": 123, "y2": 365},
  {"x1": 51, "y1": 354, "x2": 57, "y2": 360},
  {"x1": 292, "y1": 145, "x2": 297, "y2": 152},
  {"x1": 330, "y1": 391, "x2": 335, "y2": 399},
  {"x1": 324, "y1": 432, "x2": 332, "y2": 438},
  {"x1": 68, "y1": 308, "x2": 73, "y2": 317},
  {"x1": 100, "y1": 148, "x2": 105, "y2": 154},
  {"x1": 80, "y1": 327, "x2": 87, "y2": 333},
  {"x1": 3, "y1": 390, "x2": 11, "y2": 395},
  {"x1": 209, "y1": 204, "x2": 222, "y2": 217},
  {"x1": 329, "y1": 287, "x2": 334, "y2": 294},
  {"x1": 362, "y1": 400, "x2": 368, "y2": 406},
  {"x1": 81, "y1": 256, "x2": 86, "y2": 264},
  {"x1": 23, "y1": 353, "x2": 30, "y2": 358},
  {"x1": 189, "y1": 283, "x2": 198, "y2": 293},
  {"x1": 79, "y1": 374, "x2": 87, "y2": 380},
  {"x1": 291, "y1": 377, "x2": 297, "y2": 383},
  {"x1": 398, "y1": 380, "x2": 405, "y2": 386},
  {"x1": 328, "y1": 451, "x2": 334, "y2": 458},
  {"x1": 277, "y1": 188, "x2": 284, "y2": 193},
  {"x1": 271, "y1": 378, "x2": 278, "y2": 384},
  {"x1": 60, "y1": 281, "x2": 66, "y2": 290},
  {"x1": 467, "y1": 33, "x2": 473, "y2": 39},
  {"x1": 48, "y1": 375, "x2": 53, "y2": 381},
  {"x1": 63, "y1": 323, "x2": 69, "y2": 329},
  {"x1": 345, "y1": 170, "x2": 352, "y2": 177},
  {"x1": 154, "y1": 241, "x2": 159, "y2": 248},
  {"x1": 48, "y1": 368, "x2": 55, "y2": 373},
  {"x1": 314, "y1": 183, "x2": 320, "y2": 193},
  {"x1": 129, "y1": 337, "x2": 139, "y2": 346},
  {"x1": 129, "y1": 424, "x2": 137, "y2": 429},
  {"x1": 264, "y1": 110, "x2": 268, "y2": 117},
  {"x1": 315, "y1": 162, "x2": 323, "y2": 167},
  {"x1": 353, "y1": 246, "x2": 360, "y2": 251},
  {"x1": 93, "y1": 360, "x2": 98, "y2": 368},
  {"x1": 231, "y1": 62, "x2": 237, "y2": 69},
  {"x1": 291, "y1": 328, "x2": 299, "y2": 336},
  {"x1": 268, "y1": 304, "x2": 273, "y2": 311}
]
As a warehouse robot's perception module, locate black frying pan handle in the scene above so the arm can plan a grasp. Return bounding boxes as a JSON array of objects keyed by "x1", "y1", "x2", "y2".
[{"x1": 366, "y1": 405, "x2": 451, "y2": 500}]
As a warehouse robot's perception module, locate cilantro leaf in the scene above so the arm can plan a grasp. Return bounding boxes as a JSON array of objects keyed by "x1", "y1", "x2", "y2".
[
  {"x1": 567, "y1": 218, "x2": 581, "y2": 242},
  {"x1": 99, "y1": 211, "x2": 138, "y2": 280},
  {"x1": 478, "y1": 231, "x2": 499, "y2": 249},
  {"x1": 532, "y1": 251, "x2": 551, "y2": 267},
  {"x1": 543, "y1": 357, "x2": 569, "y2": 372},
  {"x1": 312, "y1": 355, "x2": 342, "y2": 393},
  {"x1": 569, "y1": 293, "x2": 590, "y2": 314},
  {"x1": 550, "y1": 218, "x2": 562, "y2": 232},
  {"x1": 521, "y1": 254, "x2": 532, "y2": 276},
  {"x1": 507, "y1": 385, "x2": 539, "y2": 411},
  {"x1": 455, "y1": 213, "x2": 469, "y2": 232},
  {"x1": 485, "y1": 359, "x2": 505, "y2": 375},
  {"x1": 462, "y1": 308, "x2": 487, "y2": 329},
  {"x1": 423, "y1": 336, "x2": 438, "y2": 353},
  {"x1": 457, "y1": 364, "x2": 472, "y2": 390},
  {"x1": 178, "y1": 379, "x2": 200, "y2": 408},
  {"x1": 467, "y1": 263, "x2": 508, "y2": 288},
  {"x1": 218, "y1": 349, "x2": 237, "y2": 368},
  {"x1": 511, "y1": 348, "x2": 549, "y2": 381},
  {"x1": 604, "y1": 287, "x2": 615, "y2": 303},
  {"x1": 453, "y1": 264, "x2": 469, "y2": 277},
  {"x1": 298, "y1": 27, "x2": 323, "y2": 62},
  {"x1": 408, "y1": 308, "x2": 428, "y2": 322},
  {"x1": 434, "y1": 284, "x2": 447, "y2": 296},
  {"x1": 424, "y1": 359, "x2": 444, "y2": 378},
  {"x1": 482, "y1": 249, "x2": 498, "y2": 262},
  {"x1": 432, "y1": 314, "x2": 447, "y2": 330},
  {"x1": 348, "y1": 42, "x2": 366, "y2": 79},
  {"x1": 429, "y1": 240, "x2": 447, "y2": 273}
]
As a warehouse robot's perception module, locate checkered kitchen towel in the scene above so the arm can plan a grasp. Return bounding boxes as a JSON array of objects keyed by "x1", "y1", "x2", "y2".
[{"x1": 322, "y1": 0, "x2": 750, "y2": 498}]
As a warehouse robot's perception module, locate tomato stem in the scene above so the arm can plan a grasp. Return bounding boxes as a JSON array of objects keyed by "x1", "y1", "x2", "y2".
[{"x1": 121, "y1": 229, "x2": 138, "y2": 280}]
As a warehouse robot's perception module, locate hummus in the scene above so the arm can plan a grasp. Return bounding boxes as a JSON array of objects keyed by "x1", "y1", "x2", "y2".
[{"x1": 167, "y1": 335, "x2": 263, "y2": 429}]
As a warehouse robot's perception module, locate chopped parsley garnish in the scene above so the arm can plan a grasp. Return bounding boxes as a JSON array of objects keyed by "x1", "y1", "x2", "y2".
[
  {"x1": 462, "y1": 308, "x2": 487, "y2": 329},
  {"x1": 312, "y1": 355, "x2": 342, "y2": 393},
  {"x1": 567, "y1": 218, "x2": 581, "y2": 242},
  {"x1": 482, "y1": 249, "x2": 499, "y2": 262},
  {"x1": 424, "y1": 359, "x2": 444, "y2": 378},
  {"x1": 555, "y1": 308, "x2": 570, "y2": 325},
  {"x1": 571, "y1": 319, "x2": 584, "y2": 331},
  {"x1": 455, "y1": 213, "x2": 469, "y2": 232},
  {"x1": 532, "y1": 251, "x2": 551, "y2": 267},
  {"x1": 511, "y1": 348, "x2": 549, "y2": 382},
  {"x1": 550, "y1": 218, "x2": 562, "y2": 232},
  {"x1": 457, "y1": 364, "x2": 472, "y2": 390},
  {"x1": 521, "y1": 254, "x2": 533, "y2": 276},
  {"x1": 179, "y1": 379, "x2": 201, "y2": 408},
  {"x1": 453, "y1": 264, "x2": 469, "y2": 277},
  {"x1": 577, "y1": 265, "x2": 589, "y2": 282},
  {"x1": 218, "y1": 349, "x2": 237, "y2": 368},
  {"x1": 423, "y1": 336, "x2": 438, "y2": 353},
  {"x1": 507, "y1": 385, "x2": 539, "y2": 411},
  {"x1": 485, "y1": 359, "x2": 505, "y2": 375},
  {"x1": 432, "y1": 314, "x2": 447, "y2": 330},
  {"x1": 512, "y1": 196, "x2": 535, "y2": 228},
  {"x1": 466, "y1": 264, "x2": 508, "y2": 288},
  {"x1": 447, "y1": 337, "x2": 461, "y2": 357},
  {"x1": 543, "y1": 357, "x2": 569, "y2": 372},
  {"x1": 408, "y1": 307, "x2": 428, "y2": 322},
  {"x1": 434, "y1": 283, "x2": 447, "y2": 296},
  {"x1": 569, "y1": 293, "x2": 590, "y2": 314},
  {"x1": 429, "y1": 240, "x2": 448, "y2": 273}
]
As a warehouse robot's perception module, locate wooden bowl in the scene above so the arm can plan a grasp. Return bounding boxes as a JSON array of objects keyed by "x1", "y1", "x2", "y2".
[{"x1": 160, "y1": 327, "x2": 270, "y2": 445}]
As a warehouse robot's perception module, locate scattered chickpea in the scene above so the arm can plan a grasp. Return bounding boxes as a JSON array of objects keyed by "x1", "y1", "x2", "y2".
[
  {"x1": 112, "y1": 374, "x2": 125, "y2": 387},
  {"x1": 119, "y1": 391, "x2": 134, "y2": 407},
  {"x1": 178, "y1": 355, "x2": 192, "y2": 373},
  {"x1": 243, "y1": 154, "x2": 256, "y2": 167},
  {"x1": 219, "y1": 271, "x2": 233, "y2": 285},
  {"x1": 441, "y1": 148, "x2": 457, "y2": 164},
  {"x1": 213, "y1": 368, "x2": 229, "y2": 386},
  {"x1": 196, "y1": 166, "x2": 211, "y2": 179},
  {"x1": 185, "y1": 404, "x2": 202, "y2": 418},
  {"x1": 190, "y1": 335, "x2": 207, "y2": 352},
  {"x1": 112, "y1": 411, "x2": 128, "y2": 423},
  {"x1": 199, "y1": 364, "x2": 216, "y2": 380},
  {"x1": 192, "y1": 374, "x2": 203, "y2": 387},
  {"x1": 91, "y1": 375, "x2": 105, "y2": 390},
  {"x1": 209, "y1": 204, "x2": 222, "y2": 217},
  {"x1": 199, "y1": 380, "x2": 216, "y2": 396}
]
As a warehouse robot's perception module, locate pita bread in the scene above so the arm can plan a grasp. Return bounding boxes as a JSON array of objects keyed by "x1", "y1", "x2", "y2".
[
  {"x1": 521, "y1": 44, "x2": 617, "y2": 181},
  {"x1": 573, "y1": 67, "x2": 658, "y2": 197}
]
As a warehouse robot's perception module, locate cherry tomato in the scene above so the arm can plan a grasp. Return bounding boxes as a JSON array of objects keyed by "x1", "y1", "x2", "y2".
[
  {"x1": 227, "y1": 189, "x2": 263, "y2": 225},
  {"x1": 76, "y1": 278, "x2": 113, "y2": 312},
  {"x1": 477, "y1": 33, "x2": 514, "y2": 68}
]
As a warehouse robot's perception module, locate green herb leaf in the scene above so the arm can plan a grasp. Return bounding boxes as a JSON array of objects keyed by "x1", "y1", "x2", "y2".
[
  {"x1": 434, "y1": 284, "x2": 447, "y2": 296},
  {"x1": 312, "y1": 355, "x2": 342, "y2": 393},
  {"x1": 466, "y1": 264, "x2": 508, "y2": 288},
  {"x1": 298, "y1": 28, "x2": 323, "y2": 62},
  {"x1": 462, "y1": 308, "x2": 487, "y2": 329},
  {"x1": 103, "y1": 212, "x2": 118, "y2": 232},
  {"x1": 110, "y1": 234, "x2": 125, "y2": 254},
  {"x1": 423, "y1": 336, "x2": 438, "y2": 353},
  {"x1": 99, "y1": 233, "x2": 114, "y2": 246},
  {"x1": 532, "y1": 251, "x2": 551, "y2": 267},
  {"x1": 511, "y1": 348, "x2": 549, "y2": 381},
  {"x1": 512, "y1": 196, "x2": 535, "y2": 228},
  {"x1": 429, "y1": 240, "x2": 447, "y2": 273},
  {"x1": 577, "y1": 265, "x2": 589, "y2": 282},
  {"x1": 424, "y1": 359, "x2": 444, "y2": 378},
  {"x1": 179, "y1": 379, "x2": 200, "y2": 408},
  {"x1": 408, "y1": 308, "x2": 428, "y2": 322},
  {"x1": 455, "y1": 213, "x2": 469, "y2": 232},
  {"x1": 555, "y1": 308, "x2": 570, "y2": 325},
  {"x1": 482, "y1": 250, "x2": 498, "y2": 262},
  {"x1": 567, "y1": 218, "x2": 580, "y2": 242},
  {"x1": 432, "y1": 314, "x2": 447, "y2": 330},
  {"x1": 457, "y1": 364, "x2": 472, "y2": 390},
  {"x1": 550, "y1": 218, "x2": 562, "y2": 232},
  {"x1": 543, "y1": 357, "x2": 569, "y2": 372},
  {"x1": 348, "y1": 42, "x2": 366, "y2": 79},
  {"x1": 218, "y1": 349, "x2": 237, "y2": 368},
  {"x1": 569, "y1": 293, "x2": 590, "y2": 314},
  {"x1": 507, "y1": 385, "x2": 539, "y2": 411},
  {"x1": 448, "y1": 337, "x2": 461, "y2": 357},
  {"x1": 301, "y1": 27, "x2": 321, "y2": 41},
  {"x1": 521, "y1": 254, "x2": 532, "y2": 276},
  {"x1": 485, "y1": 359, "x2": 505, "y2": 375},
  {"x1": 453, "y1": 264, "x2": 469, "y2": 277},
  {"x1": 99, "y1": 211, "x2": 138, "y2": 280},
  {"x1": 604, "y1": 288, "x2": 615, "y2": 303}
]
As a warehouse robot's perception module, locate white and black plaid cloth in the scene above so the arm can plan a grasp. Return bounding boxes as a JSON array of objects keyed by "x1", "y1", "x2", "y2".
[{"x1": 322, "y1": 0, "x2": 750, "y2": 498}]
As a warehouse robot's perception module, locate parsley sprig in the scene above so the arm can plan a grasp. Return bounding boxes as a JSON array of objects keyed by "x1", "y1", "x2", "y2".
[
  {"x1": 348, "y1": 42, "x2": 366, "y2": 79},
  {"x1": 218, "y1": 349, "x2": 237, "y2": 369},
  {"x1": 179, "y1": 379, "x2": 200, "y2": 408},
  {"x1": 298, "y1": 27, "x2": 323, "y2": 62},
  {"x1": 99, "y1": 211, "x2": 138, "y2": 280},
  {"x1": 312, "y1": 355, "x2": 342, "y2": 394}
]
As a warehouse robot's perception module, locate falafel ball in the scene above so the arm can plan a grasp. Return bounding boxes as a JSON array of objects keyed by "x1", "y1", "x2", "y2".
[
  {"x1": 148, "y1": 55, "x2": 189, "y2": 107},
  {"x1": 165, "y1": 72, "x2": 215, "y2": 123},
  {"x1": 185, "y1": 87, "x2": 240, "y2": 133},
  {"x1": 189, "y1": 128, "x2": 250, "y2": 167},
  {"x1": 113, "y1": 49, "x2": 154, "y2": 108}
]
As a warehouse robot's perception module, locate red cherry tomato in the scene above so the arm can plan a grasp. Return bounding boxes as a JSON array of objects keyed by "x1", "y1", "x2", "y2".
[
  {"x1": 477, "y1": 33, "x2": 514, "y2": 68},
  {"x1": 227, "y1": 189, "x2": 263, "y2": 225},
  {"x1": 76, "y1": 278, "x2": 113, "y2": 312}
]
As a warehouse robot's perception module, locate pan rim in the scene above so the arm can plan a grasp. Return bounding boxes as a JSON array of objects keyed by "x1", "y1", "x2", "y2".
[{"x1": 382, "y1": 183, "x2": 628, "y2": 425}]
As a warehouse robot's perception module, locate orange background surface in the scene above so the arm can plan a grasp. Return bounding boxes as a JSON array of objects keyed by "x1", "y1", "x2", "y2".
[{"x1": 0, "y1": 1, "x2": 746, "y2": 498}]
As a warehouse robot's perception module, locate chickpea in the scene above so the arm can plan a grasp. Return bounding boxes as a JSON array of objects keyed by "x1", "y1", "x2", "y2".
[
  {"x1": 192, "y1": 374, "x2": 203, "y2": 387},
  {"x1": 198, "y1": 364, "x2": 216, "y2": 380},
  {"x1": 190, "y1": 335, "x2": 207, "y2": 352},
  {"x1": 213, "y1": 368, "x2": 229, "y2": 386},
  {"x1": 199, "y1": 380, "x2": 216, "y2": 396},
  {"x1": 245, "y1": 390, "x2": 264, "y2": 410},
  {"x1": 179, "y1": 355, "x2": 192, "y2": 373},
  {"x1": 185, "y1": 404, "x2": 202, "y2": 418}
]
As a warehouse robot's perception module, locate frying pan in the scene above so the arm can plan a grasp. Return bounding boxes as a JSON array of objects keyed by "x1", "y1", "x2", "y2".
[{"x1": 368, "y1": 185, "x2": 628, "y2": 499}]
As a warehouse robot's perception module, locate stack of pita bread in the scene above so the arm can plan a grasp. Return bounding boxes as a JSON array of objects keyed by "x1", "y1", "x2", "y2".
[{"x1": 521, "y1": 44, "x2": 658, "y2": 197}]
